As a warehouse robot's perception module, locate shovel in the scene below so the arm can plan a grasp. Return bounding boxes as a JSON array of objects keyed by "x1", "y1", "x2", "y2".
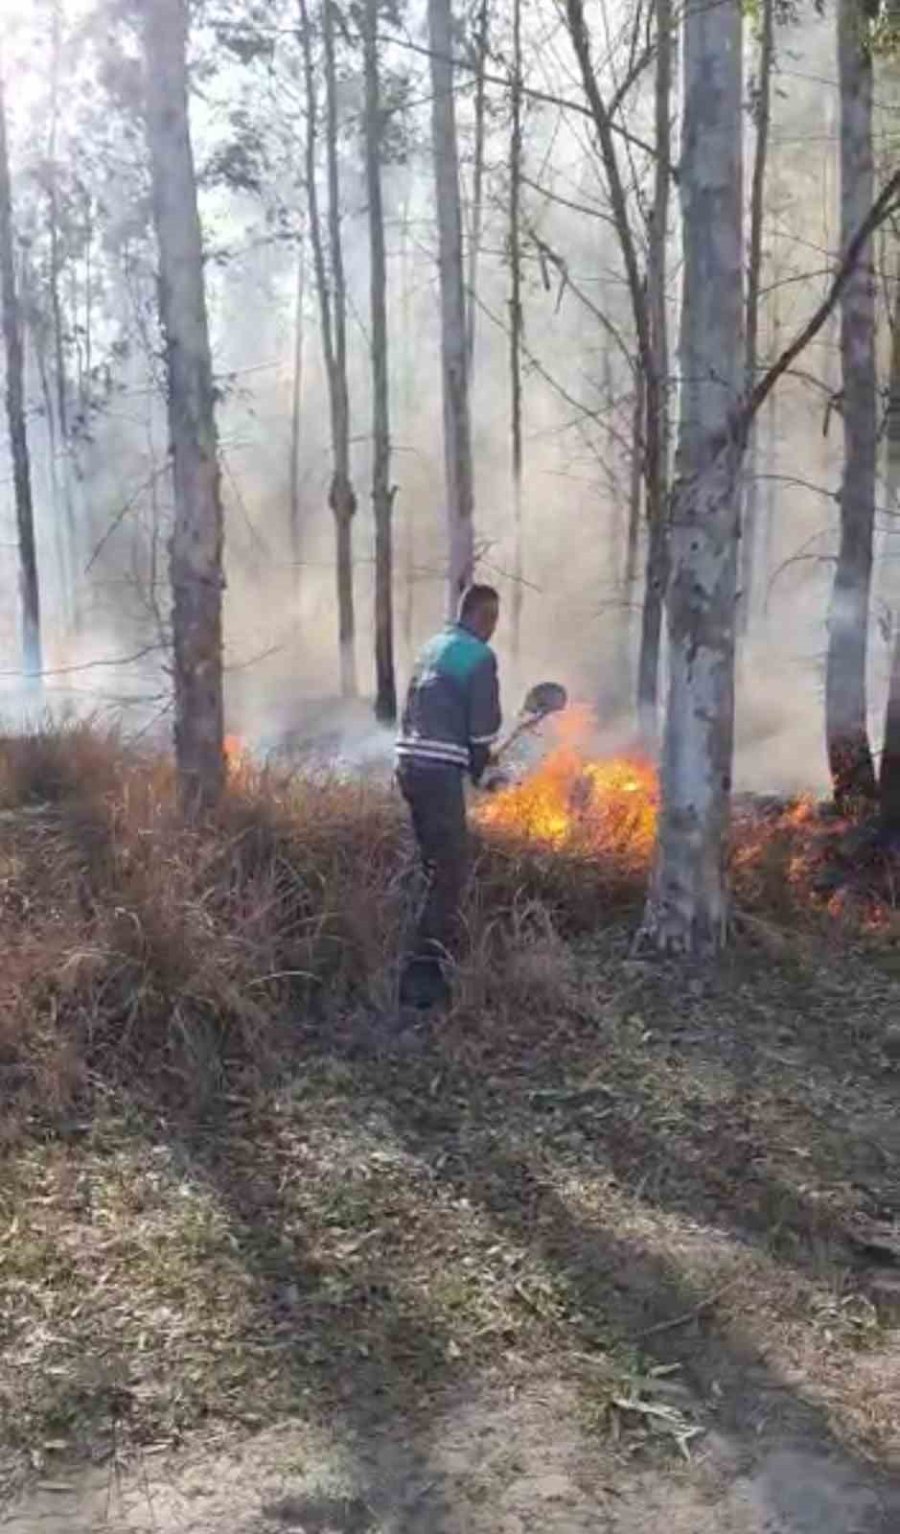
[{"x1": 493, "y1": 681, "x2": 568, "y2": 763}]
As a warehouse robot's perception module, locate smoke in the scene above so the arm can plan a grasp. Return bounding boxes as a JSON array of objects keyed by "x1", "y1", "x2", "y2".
[{"x1": 0, "y1": 0, "x2": 887, "y2": 800}]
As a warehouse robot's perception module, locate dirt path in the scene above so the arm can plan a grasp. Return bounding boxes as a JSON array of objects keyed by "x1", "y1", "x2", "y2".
[{"x1": 5, "y1": 1372, "x2": 900, "y2": 1534}]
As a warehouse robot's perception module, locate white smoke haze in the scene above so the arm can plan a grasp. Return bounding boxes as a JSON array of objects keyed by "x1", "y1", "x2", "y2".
[{"x1": 0, "y1": 0, "x2": 894, "y2": 798}]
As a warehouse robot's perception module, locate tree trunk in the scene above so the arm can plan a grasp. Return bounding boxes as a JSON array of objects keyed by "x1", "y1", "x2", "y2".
[
  {"x1": 879, "y1": 249, "x2": 900, "y2": 827},
  {"x1": 641, "y1": 0, "x2": 744, "y2": 954},
  {"x1": 740, "y1": 0, "x2": 774, "y2": 636},
  {"x1": 826, "y1": 0, "x2": 878, "y2": 807},
  {"x1": 428, "y1": 0, "x2": 475, "y2": 610},
  {"x1": 289, "y1": 228, "x2": 305, "y2": 581},
  {"x1": 621, "y1": 363, "x2": 644, "y2": 697},
  {"x1": 399, "y1": 181, "x2": 416, "y2": 660},
  {"x1": 298, "y1": 0, "x2": 358, "y2": 695},
  {"x1": 565, "y1": 0, "x2": 663, "y2": 739},
  {"x1": 636, "y1": 0, "x2": 672, "y2": 743},
  {"x1": 143, "y1": 0, "x2": 224, "y2": 813},
  {"x1": 364, "y1": 0, "x2": 397, "y2": 724},
  {"x1": 509, "y1": 0, "x2": 524, "y2": 660},
  {"x1": 465, "y1": 0, "x2": 489, "y2": 371},
  {"x1": 0, "y1": 60, "x2": 43, "y2": 692},
  {"x1": 48, "y1": 0, "x2": 77, "y2": 613},
  {"x1": 881, "y1": 624, "x2": 900, "y2": 833},
  {"x1": 322, "y1": 0, "x2": 358, "y2": 695}
]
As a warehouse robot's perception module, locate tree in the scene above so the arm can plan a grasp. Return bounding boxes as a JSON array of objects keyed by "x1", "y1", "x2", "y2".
[
  {"x1": 143, "y1": 0, "x2": 225, "y2": 812},
  {"x1": 824, "y1": 0, "x2": 878, "y2": 807},
  {"x1": 322, "y1": 0, "x2": 359, "y2": 696},
  {"x1": 465, "y1": 0, "x2": 490, "y2": 372},
  {"x1": 636, "y1": 0, "x2": 673, "y2": 739},
  {"x1": 563, "y1": 0, "x2": 666, "y2": 742},
  {"x1": 363, "y1": 0, "x2": 397, "y2": 722},
  {"x1": 47, "y1": 0, "x2": 78, "y2": 615},
  {"x1": 641, "y1": 0, "x2": 744, "y2": 953},
  {"x1": 0, "y1": 52, "x2": 43, "y2": 693},
  {"x1": 508, "y1": 0, "x2": 524, "y2": 659},
  {"x1": 289, "y1": 227, "x2": 306, "y2": 582},
  {"x1": 739, "y1": 0, "x2": 775, "y2": 634},
  {"x1": 428, "y1": 0, "x2": 475, "y2": 609},
  {"x1": 299, "y1": 0, "x2": 358, "y2": 696}
]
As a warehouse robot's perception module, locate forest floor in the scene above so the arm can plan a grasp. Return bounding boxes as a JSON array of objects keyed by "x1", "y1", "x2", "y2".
[{"x1": 1, "y1": 727, "x2": 899, "y2": 1532}]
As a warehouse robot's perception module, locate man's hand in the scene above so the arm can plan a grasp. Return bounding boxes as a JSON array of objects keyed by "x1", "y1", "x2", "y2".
[{"x1": 480, "y1": 765, "x2": 511, "y2": 794}]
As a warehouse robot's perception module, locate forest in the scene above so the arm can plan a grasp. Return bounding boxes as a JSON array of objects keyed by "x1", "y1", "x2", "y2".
[
  {"x1": 1, "y1": 0, "x2": 900, "y2": 1528},
  {"x1": 2, "y1": 0, "x2": 900, "y2": 948}
]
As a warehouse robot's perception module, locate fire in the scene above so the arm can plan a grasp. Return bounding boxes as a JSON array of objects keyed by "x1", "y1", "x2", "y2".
[
  {"x1": 477, "y1": 716, "x2": 658, "y2": 863},
  {"x1": 224, "y1": 733, "x2": 252, "y2": 779}
]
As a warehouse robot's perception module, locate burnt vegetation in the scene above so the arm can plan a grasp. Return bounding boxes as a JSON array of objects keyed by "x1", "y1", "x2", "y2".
[{"x1": 0, "y1": 725, "x2": 898, "y2": 1500}]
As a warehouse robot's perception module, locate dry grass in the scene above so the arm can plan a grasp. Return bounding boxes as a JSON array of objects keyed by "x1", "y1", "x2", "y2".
[{"x1": 0, "y1": 725, "x2": 899, "y2": 1502}]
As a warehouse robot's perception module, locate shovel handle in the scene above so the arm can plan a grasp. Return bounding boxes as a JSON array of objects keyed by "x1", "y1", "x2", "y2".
[{"x1": 492, "y1": 714, "x2": 543, "y2": 762}]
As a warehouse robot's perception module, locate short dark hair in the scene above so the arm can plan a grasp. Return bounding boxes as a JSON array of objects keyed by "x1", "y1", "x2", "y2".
[{"x1": 458, "y1": 583, "x2": 500, "y2": 622}]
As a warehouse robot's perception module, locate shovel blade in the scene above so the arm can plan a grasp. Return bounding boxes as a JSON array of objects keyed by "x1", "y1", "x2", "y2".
[{"x1": 521, "y1": 681, "x2": 567, "y2": 720}]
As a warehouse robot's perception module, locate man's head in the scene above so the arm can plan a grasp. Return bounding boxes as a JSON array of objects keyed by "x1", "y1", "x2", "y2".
[{"x1": 458, "y1": 583, "x2": 500, "y2": 642}]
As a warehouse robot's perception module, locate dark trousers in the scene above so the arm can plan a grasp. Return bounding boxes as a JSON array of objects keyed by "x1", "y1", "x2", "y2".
[{"x1": 397, "y1": 760, "x2": 468, "y2": 966}]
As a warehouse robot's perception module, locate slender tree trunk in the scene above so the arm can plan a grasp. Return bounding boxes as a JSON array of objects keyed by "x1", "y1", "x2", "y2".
[
  {"x1": 48, "y1": 0, "x2": 77, "y2": 607},
  {"x1": 565, "y1": 0, "x2": 663, "y2": 739},
  {"x1": 23, "y1": 255, "x2": 70, "y2": 632},
  {"x1": 322, "y1": 0, "x2": 358, "y2": 695},
  {"x1": 289, "y1": 228, "x2": 305, "y2": 581},
  {"x1": 879, "y1": 257, "x2": 900, "y2": 827},
  {"x1": 759, "y1": 257, "x2": 780, "y2": 616},
  {"x1": 143, "y1": 0, "x2": 224, "y2": 813},
  {"x1": 428, "y1": 0, "x2": 475, "y2": 610},
  {"x1": 740, "y1": 0, "x2": 774, "y2": 637},
  {"x1": 509, "y1": 0, "x2": 524, "y2": 660},
  {"x1": 317, "y1": 0, "x2": 358, "y2": 696},
  {"x1": 0, "y1": 61, "x2": 43, "y2": 692},
  {"x1": 641, "y1": 0, "x2": 744, "y2": 954},
  {"x1": 466, "y1": 0, "x2": 489, "y2": 371},
  {"x1": 636, "y1": 0, "x2": 672, "y2": 741},
  {"x1": 364, "y1": 0, "x2": 397, "y2": 723},
  {"x1": 83, "y1": 194, "x2": 92, "y2": 411},
  {"x1": 298, "y1": 0, "x2": 358, "y2": 695},
  {"x1": 622, "y1": 362, "x2": 643, "y2": 613},
  {"x1": 882, "y1": 624, "x2": 900, "y2": 832},
  {"x1": 399, "y1": 181, "x2": 415, "y2": 659},
  {"x1": 826, "y1": 0, "x2": 878, "y2": 807}
]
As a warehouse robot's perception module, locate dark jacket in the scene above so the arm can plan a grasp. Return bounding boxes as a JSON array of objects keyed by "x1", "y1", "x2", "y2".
[{"x1": 396, "y1": 623, "x2": 501, "y2": 781}]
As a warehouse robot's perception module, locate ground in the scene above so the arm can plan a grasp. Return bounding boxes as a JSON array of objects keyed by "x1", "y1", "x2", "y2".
[
  {"x1": 1, "y1": 736, "x2": 899, "y2": 1530},
  {"x1": 3, "y1": 933, "x2": 900, "y2": 1531}
]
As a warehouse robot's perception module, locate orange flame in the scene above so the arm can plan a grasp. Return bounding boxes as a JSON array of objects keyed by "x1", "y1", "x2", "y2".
[
  {"x1": 224, "y1": 733, "x2": 251, "y2": 779},
  {"x1": 477, "y1": 709, "x2": 658, "y2": 864}
]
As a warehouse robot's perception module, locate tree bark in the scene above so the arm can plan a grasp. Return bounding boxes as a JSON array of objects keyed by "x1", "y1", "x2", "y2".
[
  {"x1": 641, "y1": 0, "x2": 744, "y2": 954},
  {"x1": 428, "y1": 0, "x2": 475, "y2": 610},
  {"x1": 0, "y1": 59, "x2": 43, "y2": 692},
  {"x1": 509, "y1": 0, "x2": 524, "y2": 660},
  {"x1": 143, "y1": 0, "x2": 225, "y2": 813},
  {"x1": 826, "y1": 0, "x2": 878, "y2": 807},
  {"x1": 364, "y1": 0, "x2": 397, "y2": 724},
  {"x1": 739, "y1": 0, "x2": 774, "y2": 636}
]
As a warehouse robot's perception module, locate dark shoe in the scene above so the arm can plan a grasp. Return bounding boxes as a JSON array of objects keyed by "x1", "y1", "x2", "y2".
[{"x1": 399, "y1": 955, "x2": 451, "y2": 1011}]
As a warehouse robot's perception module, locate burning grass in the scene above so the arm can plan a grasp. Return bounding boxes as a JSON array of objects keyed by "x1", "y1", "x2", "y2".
[{"x1": 1, "y1": 722, "x2": 899, "y2": 1503}]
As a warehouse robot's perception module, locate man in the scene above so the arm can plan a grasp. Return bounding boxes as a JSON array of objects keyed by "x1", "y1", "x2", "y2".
[{"x1": 396, "y1": 584, "x2": 502, "y2": 1009}]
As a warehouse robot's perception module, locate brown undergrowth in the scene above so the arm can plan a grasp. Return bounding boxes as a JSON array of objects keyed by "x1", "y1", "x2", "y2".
[{"x1": 0, "y1": 725, "x2": 898, "y2": 1504}]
